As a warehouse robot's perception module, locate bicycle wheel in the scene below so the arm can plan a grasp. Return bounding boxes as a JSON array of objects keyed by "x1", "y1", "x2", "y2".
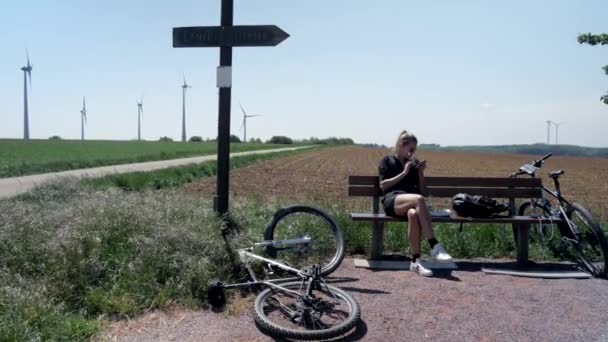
[
  {"x1": 253, "y1": 281, "x2": 360, "y2": 340},
  {"x1": 519, "y1": 201, "x2": 590, "y2": 266},
  {"x1": 518, "y1": 200, "x2": 553, "y2": 242},
  {"x1": 566, "y1": 203, "x2": 608, "y2": 278},
  {"x1": 263, "y1": 206, "x2": 345, "y2": 276}
]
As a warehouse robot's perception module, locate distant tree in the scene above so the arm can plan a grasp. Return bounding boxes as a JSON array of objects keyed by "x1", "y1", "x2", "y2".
[
  {"x1": 293, "y1": 136, "x2": 354, "y2": 145},
  {"x1": 159, "y1": 136, "x2": 173, "y2": 142},
  {"x1": 249, "y1": 137, "x2": 263, "y2": 144},
  {"x1": 319, "y1": 137, "x2": 354, "y2": 145},
  {"x1": 230, "y1": 134, "x2": 241, "y2": 143},
  {"x1": 420, "y1": 143, "x2": 441, "y2": 150},
  {"x1": 189, "y1": 136, "x2": 203, "y2": 142},
  {"x1": 578, "y1": 33, "x2": 608, "y2": 105},
  {"x1": 48, "y1": 135, "x2": 62, "y2": 140},
  {"x1": 268, "y1": 136, "x2": 294, "y2": 144}
]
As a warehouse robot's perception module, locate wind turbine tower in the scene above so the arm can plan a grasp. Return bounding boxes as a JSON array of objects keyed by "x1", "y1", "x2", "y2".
[
  {"x1": 546, "y1": 120, "x2": 554, "y2": 145},
  {"x1": 137, "y1": 97, "x2": 144, "y2": 141},
  {"x1": 239, "y1": 103, "x2": 260, "y2": 143},
  {"x1": 21, "y1": 51, "x2": 33, "y2": 140},
  {"x1": 80, "y1": 97, "x2": 87, "y2": 141},
  {"x1": 181, "y1": 77, "x2": 192, "y2": 142},
  {"x1": 554, "y1": 122, "x2": 565, "y2": 145}
]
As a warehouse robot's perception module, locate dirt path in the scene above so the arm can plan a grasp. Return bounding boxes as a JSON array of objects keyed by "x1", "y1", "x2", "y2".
[
  {"x1": 0, "y1": 146, "x2": 311, "y2": 199},
  {"x1": 103, "y1": 258, "x2": 608, "y2": 342}
]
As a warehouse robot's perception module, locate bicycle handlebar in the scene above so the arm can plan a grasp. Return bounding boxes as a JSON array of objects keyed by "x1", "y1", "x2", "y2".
[
  {"x1": 533, "y1": 153, "x2": 552, "y2": 167},
  {"x1": 511, "y1": 152, "x2": 553, "y2": 177}
]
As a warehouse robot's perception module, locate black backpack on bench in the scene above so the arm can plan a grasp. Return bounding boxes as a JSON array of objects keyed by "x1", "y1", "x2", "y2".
[{"x1": 451, "y1": 193, "x2": 510, "y2": 218}]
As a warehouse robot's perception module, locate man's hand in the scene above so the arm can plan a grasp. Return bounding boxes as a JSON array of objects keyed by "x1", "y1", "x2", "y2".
[
  {"x1": 403, "y1": 161, "x2": 415, "y2": 175},
  {"x1": 418, "y1": 160, "x2": 427, "y2": 172}
]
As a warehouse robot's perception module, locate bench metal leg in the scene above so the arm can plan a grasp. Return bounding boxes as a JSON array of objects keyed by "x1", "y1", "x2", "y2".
[
  {"x1": 370, "y1": 222, "x2": 385, "y2": 260},
  {"x1": 516, "y1": 223, "x2": 530, "y2": 266}
]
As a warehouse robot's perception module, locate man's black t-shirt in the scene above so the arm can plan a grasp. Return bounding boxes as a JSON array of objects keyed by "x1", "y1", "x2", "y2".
[{"x1": 378, "y1": 155, "x2": 421, "y2": 195}]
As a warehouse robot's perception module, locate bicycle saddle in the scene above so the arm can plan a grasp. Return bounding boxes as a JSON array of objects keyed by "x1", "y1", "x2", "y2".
[{"x1": 549, "y1": 170, "x2": 565, "y2": 178}]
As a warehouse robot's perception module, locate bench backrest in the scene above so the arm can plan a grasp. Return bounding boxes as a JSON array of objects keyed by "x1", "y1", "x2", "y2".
[{"x1": 348, "y1": 176, "x2": 543, "y2": 199}]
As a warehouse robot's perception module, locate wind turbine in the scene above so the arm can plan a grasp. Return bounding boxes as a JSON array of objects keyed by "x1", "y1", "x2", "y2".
[
  {"x1": 181, "y1": 76, "x2": 192, "y2": 142},
  {"x1": 239, "y1": 102, "x2": 260, "y2": 143},
  {"x1": 137, "y1": 96, "x2": 144, "y2": 141},
  {"x1": 20, "y1": 51, "x2": 33, "y2": 140},
  {"x1": 80, "y1": 97, "x2": 87, "y2": 141},
  {"x1": 546, "y1": 120, "x2": 554, "y2": 145},
  {"x1": 554, "y1": 122, "x2": 565, "y2": 145}
]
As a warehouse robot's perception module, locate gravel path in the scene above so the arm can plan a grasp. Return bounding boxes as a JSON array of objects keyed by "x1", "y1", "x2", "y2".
[
  {"x1": 0, "y1": 146, "x2": 311, "y2": 199},
  {"x1": 103, "y1": 258, "x2": 608, "y2": 342}
]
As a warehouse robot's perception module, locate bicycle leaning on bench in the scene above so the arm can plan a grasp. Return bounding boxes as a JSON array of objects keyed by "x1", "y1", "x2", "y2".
[
  {"x1": 512, "y1": 153, "x2": 608, "y2": 278},
  {"x1": 207, "y1": 206, "x2": 360, "y2": 341}
]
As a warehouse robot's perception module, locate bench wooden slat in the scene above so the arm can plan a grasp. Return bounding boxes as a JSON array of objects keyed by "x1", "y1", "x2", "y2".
[
  {"x1": 426, "y1": 177, "x2": 542, "y2": 187},
  {"x1": 427, "y1": 187, "x2": 543, "y2": 198},
  {"x1": 350, "y1": 212, "x2": 564, "y2": 225},
  {"x1": 349, "y1": 186, "x2": 543, "y2": 198},
  {"x1": 349, "y1": 176, "x2": 542, "y2": 187},
  {"x1": 348, "y1": 175, "x2": 379, "y2": 185}
]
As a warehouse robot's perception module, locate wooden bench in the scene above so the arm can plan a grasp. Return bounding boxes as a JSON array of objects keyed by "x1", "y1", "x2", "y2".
[{"x1": 348, "y1": 175, "x2": 565, "y2": 265}]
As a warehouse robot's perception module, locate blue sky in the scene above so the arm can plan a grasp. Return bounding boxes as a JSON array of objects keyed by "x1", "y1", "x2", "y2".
[{"x1": 1, "y1": 0, "x2": 607, "y2": 146}]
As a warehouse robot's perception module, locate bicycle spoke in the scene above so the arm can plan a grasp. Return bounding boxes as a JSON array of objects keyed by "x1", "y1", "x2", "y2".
[{"x1": 267, "y1": 210, "x2": 340, "y2": 273}]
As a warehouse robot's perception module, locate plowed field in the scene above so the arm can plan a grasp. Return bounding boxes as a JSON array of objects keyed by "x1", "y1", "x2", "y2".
[{"x1": 186, "y1": 146, "x2": 608, "y2": 218}]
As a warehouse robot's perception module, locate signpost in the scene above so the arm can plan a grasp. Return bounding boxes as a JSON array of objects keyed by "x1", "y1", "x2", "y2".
[
  {"x1": 173, "y1": 0, "x2": 289, "y2": 215},
  {"x1": 173, "y1": 25, "x2": 290, "y2": 48}
]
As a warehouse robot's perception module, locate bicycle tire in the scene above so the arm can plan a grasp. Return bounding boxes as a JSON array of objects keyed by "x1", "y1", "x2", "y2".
[
  {"x1": 263, "y1": 206, "x2": 345, "y2": 277},
  {"x1": 566, "y1": 203, "x2": 608, "y2": 278},
  {"x1": 253, "y1": 281, "x2": 360, "y2": 341}
]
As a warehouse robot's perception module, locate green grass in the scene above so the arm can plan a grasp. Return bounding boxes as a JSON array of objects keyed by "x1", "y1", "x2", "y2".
[
  {"x1": 0, "y1": 139, "x2": 293, "y2": 178},
  {"x1": 1, "y1": 187, "x2": 257, "y2": 340}
]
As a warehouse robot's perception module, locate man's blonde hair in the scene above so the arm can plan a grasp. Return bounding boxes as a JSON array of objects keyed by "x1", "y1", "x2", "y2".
[{"x1": 391, "y1": 130, "x2": 418, "y2": 153}]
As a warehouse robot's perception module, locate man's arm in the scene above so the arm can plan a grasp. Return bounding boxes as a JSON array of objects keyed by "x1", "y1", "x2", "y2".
[
  {"x1": 380, "y1": 161, "x2": 415, "y2": 192},
  {"x1": 418, "y1": 167, "x2": 428, "y2": 196}
]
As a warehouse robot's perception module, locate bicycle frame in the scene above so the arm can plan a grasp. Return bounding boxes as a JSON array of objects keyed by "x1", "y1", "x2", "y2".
[
  {"x1": 221, "y1": 237, "x2": 322, "y2": 299},
  {"x1": 512, "y1": 159, "x2": 576, "y2": 239}
]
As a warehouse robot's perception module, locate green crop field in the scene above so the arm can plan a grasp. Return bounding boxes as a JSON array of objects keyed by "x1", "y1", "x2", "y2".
[{"x1": 0, "y1": 139, "x2": 290, "y2": 178}]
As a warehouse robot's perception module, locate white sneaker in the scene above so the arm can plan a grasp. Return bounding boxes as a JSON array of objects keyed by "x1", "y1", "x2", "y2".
[
  {"x1": 410, "y1": 260, "x2": 433, "y2": 277},
  {"x1": 431, "y1": 243, "x2": 453, "y2": 262}
]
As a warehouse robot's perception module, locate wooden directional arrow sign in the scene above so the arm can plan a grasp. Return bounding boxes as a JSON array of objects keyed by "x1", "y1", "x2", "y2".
[{"x1": 173, "y1": 25, "x2": 289, "y2": 48}]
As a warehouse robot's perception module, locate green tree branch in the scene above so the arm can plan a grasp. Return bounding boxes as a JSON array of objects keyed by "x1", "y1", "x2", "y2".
[
  {"x1": 578, "y1": 33, "x2": 608, "y2": 105},
  {"x1": 578, "y1": 33, "x2": 608, "y2": 45}
]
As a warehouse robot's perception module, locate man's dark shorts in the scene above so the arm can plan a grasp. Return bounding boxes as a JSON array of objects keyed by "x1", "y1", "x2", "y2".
[{"x1": 382, "y1": 190, "x2": 408, "y2": 217}]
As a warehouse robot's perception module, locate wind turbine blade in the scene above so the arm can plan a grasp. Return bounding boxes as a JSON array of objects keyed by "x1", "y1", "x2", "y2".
[{"x1": 239, "y1": 102, "x2": 247, "y2": 115}]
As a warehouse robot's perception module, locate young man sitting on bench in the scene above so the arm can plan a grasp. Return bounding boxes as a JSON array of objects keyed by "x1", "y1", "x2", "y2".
[{"x1": 378, "y1": 130, "x2": 453, "y2": 277}]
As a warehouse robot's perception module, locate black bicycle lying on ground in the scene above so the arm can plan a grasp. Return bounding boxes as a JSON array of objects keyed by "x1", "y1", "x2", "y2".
[
  {"x1": 512, "y1": 153, "x2": 608, "y2": 278},
  {"x1": 208, "y1": 206, "x2": 360, "y2": 340}
]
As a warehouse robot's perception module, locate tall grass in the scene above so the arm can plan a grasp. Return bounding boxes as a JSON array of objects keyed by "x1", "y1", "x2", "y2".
[{"x1": 0, "y1": 186, "x2": 264, "y2": 340}]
